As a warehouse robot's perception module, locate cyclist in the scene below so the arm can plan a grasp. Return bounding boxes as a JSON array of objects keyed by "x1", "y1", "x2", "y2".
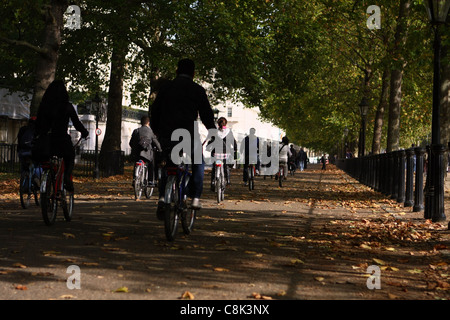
[
  {"x1": 150, "y1": 58, "x2": 216, "y2": 212},
  {"x1": 130, "y1": 115, "x2": 162, "y2": 185},
  {"x1": 277, "y1": 136, "x2": 291, "y2": 180},
  {"x1": 206, "y1": 117, "x2": 237, "y2": 187},
  {"x1": 240, "y1": 128, "x2": 259, "y2": 185},
  {"x1": 289, "y1": 144, "x2": 297, "y2": 173},
  {"x1": 35, "y1": 80, "x2": 89, "y2": 194},
  {"x1": 17, "y1": 117, "x2": 41, "y2": 183}
]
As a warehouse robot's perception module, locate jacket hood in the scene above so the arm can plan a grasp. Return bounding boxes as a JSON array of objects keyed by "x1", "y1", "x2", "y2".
[{"x1": 218, "y1": 127, "x2": 230, "y2": 139}]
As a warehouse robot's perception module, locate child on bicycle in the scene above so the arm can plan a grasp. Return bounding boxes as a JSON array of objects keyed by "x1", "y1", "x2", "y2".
[
  {"x1": 206, "y1": 117, "x2": 237, "y2": 188},
  {"x1": 130, "y1": 115, "x2": 162, "y2": 185}
]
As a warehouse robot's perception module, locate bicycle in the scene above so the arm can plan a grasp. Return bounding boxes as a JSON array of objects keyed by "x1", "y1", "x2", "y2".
[
  {"x1": 212, "y1": 159, "x2": 226, "y2": 203},
  {"x1": 40, "y1": 137, "x2": 84, "y2": 226},
  {"x1": 19, "y1": 159, "x2": 41, "y2": 209},
  {"x1": 161, "y1": 156, "x2": 197, "y2": 241},
  {"x1": 276, "y1": 162, "x2": 286, "y2": 187},
  {"x1": 133, "y1": 159, "x2": 155, "y2": 200}
]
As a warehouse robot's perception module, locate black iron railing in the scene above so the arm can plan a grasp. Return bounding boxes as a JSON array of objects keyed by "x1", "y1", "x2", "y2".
[{"x1": 336, "y1": 146, "x2": 441, "y2": 215}]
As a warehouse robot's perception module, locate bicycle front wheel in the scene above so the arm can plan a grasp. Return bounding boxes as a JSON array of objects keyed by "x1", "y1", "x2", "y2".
[
  {"x1": 182, "y1": 208, "x2": 196, "y2": 235},
  {"x1": 41, "y1": 171, "x2": 57, "y2": 226},
  {"x1": 164, "y1": 175, "x2": 179, "y2": 241},
  {"x1": 19, "y1": 171, "x2": 31, "y2": 209}
]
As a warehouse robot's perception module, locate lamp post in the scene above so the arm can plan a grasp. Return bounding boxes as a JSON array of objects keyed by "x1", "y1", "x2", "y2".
[
  {"x1": 358, "y1": 97, "x2": 369, "y2": 158},
  {"x1": 423, "y1": 0, "x2": 449, "y2": 222},
  {"x1": 92, "y1": 93, "x2": 102, "y2": 179},
  {"x1": 213, "y1": 108, "x2": 220, "y2": 122}
]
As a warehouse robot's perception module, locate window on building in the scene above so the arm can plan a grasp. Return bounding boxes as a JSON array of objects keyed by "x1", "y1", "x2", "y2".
[{"x1": 227, "y1": 107, "x2": 232, "y2": 118}]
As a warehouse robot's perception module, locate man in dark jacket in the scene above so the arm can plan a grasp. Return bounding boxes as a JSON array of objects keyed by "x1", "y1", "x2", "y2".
[
  {"x1": 150, "y1": 59, "x2": 216, "y2": 210},
  {"x1": 130, "y1": 116, "x2": 162, "y2": 184}
]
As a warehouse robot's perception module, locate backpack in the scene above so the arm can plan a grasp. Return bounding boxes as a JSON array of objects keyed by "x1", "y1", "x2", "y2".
[
  {"x1": 18, "y1": 125, "x2": 35, "y2": 158},
  {"x1": 130, "y1": 128, "x2": 151, "y2": 155}
]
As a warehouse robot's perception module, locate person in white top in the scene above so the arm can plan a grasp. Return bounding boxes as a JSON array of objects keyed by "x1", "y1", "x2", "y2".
[{"x1": 278, "y1": 136, "x2": 292, "y2": 179}]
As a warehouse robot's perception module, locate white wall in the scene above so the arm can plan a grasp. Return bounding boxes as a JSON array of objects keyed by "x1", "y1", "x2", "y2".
[{"x1": 75, "y1": 114, "x2": 140, "y2": 155}]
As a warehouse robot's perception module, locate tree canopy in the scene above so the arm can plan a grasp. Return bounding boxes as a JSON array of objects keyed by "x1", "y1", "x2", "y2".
[{"x1": 0, "y1": 0, "x2": 447, "y2": 159}]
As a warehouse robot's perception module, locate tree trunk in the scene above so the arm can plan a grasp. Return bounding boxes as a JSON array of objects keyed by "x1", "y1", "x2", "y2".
[
  {"x1": 372, "y1": 68, "x2": 390, "y2": 154},
  {"x1": 99, "y1": 43, "x2": 127, "y2": 177},
  {"x1": 30, "y1": 0, "x2": 68, "y2": 116},
  {"x1": 440, "y1": 43, "x2": 449, "y2": 146},
  {"x1": 386, "y1": 0, "x2": 411, "y2": 152},
  {"x1": 387, "y1": 69, "x2": 403, "y2": 152}
]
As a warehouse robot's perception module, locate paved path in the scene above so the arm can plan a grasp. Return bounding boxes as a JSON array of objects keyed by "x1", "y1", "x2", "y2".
[{"x1": 0, "y1": 164, "x2": 449, "y2": 302}]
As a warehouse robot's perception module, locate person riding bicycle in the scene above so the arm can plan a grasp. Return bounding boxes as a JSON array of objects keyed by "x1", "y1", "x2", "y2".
[
  {"x1": 17, "y1": 116, "x2": 41, "y2": 186},
  {"x1": 35, "y1": 80, "x2": 89, "y2": 193},
  {"x1": 130, "y1": 115, "x2": 162, "y2": 185},
  {"x1": 277, "y1": 136, "x2": 292, "y2": 180},
  {"x1": 206, "y1": 117, "x2": 237, "y2": 188},
  {"x1": 289, "y1": 144, "x2": 297, "y2": 173},
  {"x1": 150, "y1": 58, "x2": 216, "y2": 212},
  {"x1": 240, "y1": 128, "x2": 260, "y2": 185}
]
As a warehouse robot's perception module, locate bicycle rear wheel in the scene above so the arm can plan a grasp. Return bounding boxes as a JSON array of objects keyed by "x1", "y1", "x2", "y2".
[
  {"x1": 41, "y1": 170, "x2": 57, "y2": 226},
  {"x1": 62, "y1": 190, "x2": 74, "y2": 221},
  {"x1": 248, "y1": 167, "x2": 254, "y2": 191},
  {"x1": 19, "y1": 171, "x2": 30, "y2": 209},
  {"x1": 164, "y1": 175, "x2": 179, "y2": 241},
  {"x1": 279, "y1": 168, "x2": 283, "y2": 187}
]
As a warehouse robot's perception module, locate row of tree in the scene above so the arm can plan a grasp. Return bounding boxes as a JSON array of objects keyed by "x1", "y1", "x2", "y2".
[{"x1": 0, "y1": 0, "x2": 448, "y2": 173}]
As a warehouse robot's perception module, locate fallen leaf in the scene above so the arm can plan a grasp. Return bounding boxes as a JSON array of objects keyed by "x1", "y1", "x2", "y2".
[
  {"x1": 113, "y1": 286, "x2": 129, "y2": 293},
  {"x1": 381, "y1": 266, "x2": 399, "y2": 272},
  {"x1": 12, "y1": 263, "x2": 26, "y2": 269},
  {"x1": 15, "y1": 285, "x2": 27, "y2": 290},
  {"x1": 63, "y1": 233, "x2": 75, "y2": 239},
  {"x1": 372, "y1": 258, "x2": 386, "y2": 266},
  {"x1": 388, "y1": 293, "x2": 399, "y2": 299},
  {"x1": 407, "y1": 268, "x2": 423, "y2": 274},
  {"x1": 60, "y1": 295, "x2": 75, "y2": 299},
  {"x1": 315, "y1": 277, "x2": 325, "y2": 282},
  {"x1": 213, "y1": 267, "x2": 229, "y2": 272},
  {"x1": 291, "y1": 259, "x2": 305, "y2": 265},
  {"x1": 180, "y1": 291, "x2": 194, "y2": 300}
]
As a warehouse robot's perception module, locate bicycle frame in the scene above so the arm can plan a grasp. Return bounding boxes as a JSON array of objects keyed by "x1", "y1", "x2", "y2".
[
  {"x1": 164, "y1": 164, "x2": 190, "y2": 207},
  {"x1": 41, "y1": 157, "x2": 65, "y2": 196}
]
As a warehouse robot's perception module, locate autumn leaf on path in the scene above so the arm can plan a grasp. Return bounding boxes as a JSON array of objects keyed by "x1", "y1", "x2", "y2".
[
  {"x1": 180, "y1": 291, "x2": 195, "y2": 300},
  {"x1": 15, "y1": 285, "x2": 27, "y2": 290},
  {"x1": 113, "y1": 286, "x2": 129, "y2": 293},
  {"x1": 251, "y1": 292, "x2": 272, "y2": 300}
]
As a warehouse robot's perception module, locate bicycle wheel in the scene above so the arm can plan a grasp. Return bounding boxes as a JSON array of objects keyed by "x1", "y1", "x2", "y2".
[
  {"x1": 248, "y1": 167, "x2": 254, "y2": 191},
  {"x1": 215, "y1": 171, "x2": 222, "y2": 203},
  {"x1": 41, "y1": 170, "x2": 57, "y2": 226},
  {"x1": 220, "y1": 168, "x2": 225, "y2": 201},
  {"x1": 182, "y1": 207, "x2": 196, "y2": 235},
  {"x1": 19, "y1": 171, "x2": 31, "y2": 209},
  {"x1": 164, "y1": 175, "x2": 179, "y2": 241},
  {"x1": 133, "y1": 165, "x2": 143, "y2": 200},
  {"x1": 32, "y1": 177, "x2": 39, "y2": 206},
  {"x1": 144, "y1": 169, "x2": 154, "y2": 199},
  {"x1": 62, "y1": 190, "x2": 74, "y2": 222}
]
